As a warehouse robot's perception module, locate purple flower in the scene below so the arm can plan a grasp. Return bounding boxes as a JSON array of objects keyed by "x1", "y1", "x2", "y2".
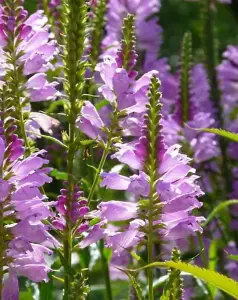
[
  {"x1": 77, "y1": 55, "x2": 158, "y2": 139},
  {"x1": 81, "y1": 142, "x2": 204, "y2": 254},
  {"x1": 0, "y1": 134, "x2": 56, "y2": 299},
  {"x1": 53, "y1": 187, "x2": 90, "y2": 233},
  {"x1": 162, "y1": 64, "x2": 220, "y2": 164},
  {"x1": 76, "y1": 101, "x2": 105, "y2": 139},
  {"x1": 0, "y1": 8, "x2": 59, "y2": 102},
  {"x1": 102, "y1": 0, "x2": 162, "y2": 65},
  {"x1": 218, "y1": 45, "x2": 238, "y2": 198}
]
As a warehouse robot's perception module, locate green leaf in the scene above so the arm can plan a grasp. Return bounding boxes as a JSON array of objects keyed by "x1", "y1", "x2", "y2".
[
  {"x1": 46, "y1": 100, "x2": 66, "y2": 114},
  {"x1": 89, "y1": 217, "x2": 101, "y2": 227},
  {"x1": 79, "y1": 139, "x2": 95, "y2": 146},
  {"x1": 50, "y1": 169, "x2": 68, "y2": 181},
  {"x1": 115, "y1": 268, "x2": 144, "y2": 300},
  {"x1": 95, "y1": 99, "x2": 110, "y2": 111},
  {"x1": 19, "y1": 289, "x2": 33, "y2": 300},
  {"x1": 136, "y1": 261, "x2": 238, "y2": 299},
  {"x1": 26, "y1": 131, "x2": 68, "y2": 149},
  {"x1": 198, "y1": 128, "x2": 238, "y2": 143},
  {"x1": 227, "y1": 255, "x2": 238, "y2": 262},
  {"x1": 130, "y1": 251, "x2": 141, "y2": 262},
  {"x1": 202, "y1": 200, "x2": 238, "y2": 227}
]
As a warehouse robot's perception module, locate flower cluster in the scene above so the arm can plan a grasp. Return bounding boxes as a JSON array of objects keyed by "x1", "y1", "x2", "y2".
[
  {"x1": 163, "y1": 64, "x2": 220, "y2": 164},
  {"x1": 0, "y1": 132, "x2": 56, "y2": 298},
  {"x1": 53, "y1": 186, "x2": 90, "y2": 233},
  {"x1": 79, "y1": 75, "x2": 204, "y2": 256}
]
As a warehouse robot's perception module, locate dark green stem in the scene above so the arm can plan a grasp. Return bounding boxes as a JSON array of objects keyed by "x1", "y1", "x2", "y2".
[
  {"x1": 201, "y1": 0, "x2": 231, "y2": 195},
  {"x1": 99, "y1": 240, "x2": 113, "y2": 300}
]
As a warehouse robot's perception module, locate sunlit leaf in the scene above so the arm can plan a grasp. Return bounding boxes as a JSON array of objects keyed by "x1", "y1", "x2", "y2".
[{"x1": 136, "y1": 261, "x2": 238, "y2": 299}]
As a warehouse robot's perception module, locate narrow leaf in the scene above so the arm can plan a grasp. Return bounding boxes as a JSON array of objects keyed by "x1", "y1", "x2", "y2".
[
  {"x1": 203, "y1": 200, "x2": 238, "y2": 227},
  {"x1": 50, "y1": 169, "x2": 68, "y2": 181},
  {"x1": 227, "y1": 255, "x2": 238, "y2": 262},
  {"x1": 136, "y1": 261, "x2": 238, "y2": 299},
  {"x1": 198, "y1": 128, "x2": 238, "y2": 143},
  {"x1": 26, "y1": 131, "x2": 68, "y2": 149},
  {"x1": 115, "y1": 267, "x2": 144, "y2": 300}
]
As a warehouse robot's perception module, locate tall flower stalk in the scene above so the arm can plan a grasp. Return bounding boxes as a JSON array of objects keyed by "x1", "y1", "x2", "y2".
[
  {"x1": 1, "y1": 0, "x2": 58, "y2": 156},
  {"x1": 145, "y1": 75, "x2": 162, "y2": 300},
  {"x1": 61, "y1": 0, "x2": 88, "y2": 297}
]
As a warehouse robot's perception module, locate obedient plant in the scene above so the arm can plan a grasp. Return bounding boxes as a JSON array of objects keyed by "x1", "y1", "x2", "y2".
[
  {"x1": 0, "y1": 94, "x2": 56, "y2": 298},
  {"x1": 0, "y1": 0, "x2": 238, "y2": 299}
]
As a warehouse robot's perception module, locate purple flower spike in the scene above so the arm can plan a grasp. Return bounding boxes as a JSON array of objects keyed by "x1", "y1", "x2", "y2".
[{"x1": 0, "y1": 135, "x2": 56, "y2": 299}]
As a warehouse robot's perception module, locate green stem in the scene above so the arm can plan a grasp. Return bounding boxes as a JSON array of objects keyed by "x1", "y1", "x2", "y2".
[
  {"x1": 99, "y1": 240, "x2": 113, "y2": 300},
  {"x1": 197, "y1": 232, "x2": 208, "y2": 268},
  {"x1": 64, "y1": 96, "x2": 77, "y2": 299},
  {"x1": 43, "y1": 0, "x2": 50, "y2": 18},
  {"x1": 147, "y1": 203, "x2": 154, "y2": 300},
  {"x1": 88, "y1": 138, "x2": 112, "y2": 207}
]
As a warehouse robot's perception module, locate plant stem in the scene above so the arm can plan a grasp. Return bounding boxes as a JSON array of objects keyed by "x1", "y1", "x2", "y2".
[
  {"x1": 64, "y1": 86, "x2": 77, "y2": 300},
  {"x1": 147, "y1": 199, "x2": 154, "y2": 300},
  {"x1": 99, "y1": 240, "x2": 113, "y2": 300},
  {"x1": 197, "y1": 232, "x2": 208, "y2": 268},
  {"x1": 88, "y1": 138, "x2": 112, "y2": 207}
]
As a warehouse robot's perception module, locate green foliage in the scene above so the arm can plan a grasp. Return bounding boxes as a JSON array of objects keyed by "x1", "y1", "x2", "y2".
[
  {"x1": 116, "y1": 268, "x2": 144, "y2": 300},
  {"x1": 180, "y1": 32, "x2": 192, "y2": 124},
  {"x1": 161, "y1": 248, "x2": 184, "y2": 300},
  {"x1": 199, "y1": 128, "x2": 238, "y2": 143},
  {"x1": 203, "y1": 199, "x2": 238, "y2": 227},
  {"x1": 228, "y1": 255, "x2": 238, "y2": 262},
  {"x1": 137, "y1": 261, "x2": 238, "y2": 299},
  {"x1": 51, "y1": 169, "x2": 69, "y2": 181}
]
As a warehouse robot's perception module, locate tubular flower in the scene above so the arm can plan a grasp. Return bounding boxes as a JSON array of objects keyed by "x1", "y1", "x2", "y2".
[
  {"x1": 0, "y1": 3, "x2": 59, "y2": 102},
  {"x1": 76, "y1": 55, "x2": 158, "y2": 139},
  {"x1": 53, "y1": 186, "x2": 90, "y2": 234},
  {"x1": 0, "y1": 132, "x2": 57, "y2": 298},
  {"x1": 218, "y1": 45, "x2": 238, "y2": 199},
  {"x1": 102, "y1": 0, "x2": 162, "y2": 63},
  {"x1": 79, "y1": 76, "x2": 204, "y2": 255},
  {"x1": 163, "y1": 64, "x2": 220, "y2": 163}
]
